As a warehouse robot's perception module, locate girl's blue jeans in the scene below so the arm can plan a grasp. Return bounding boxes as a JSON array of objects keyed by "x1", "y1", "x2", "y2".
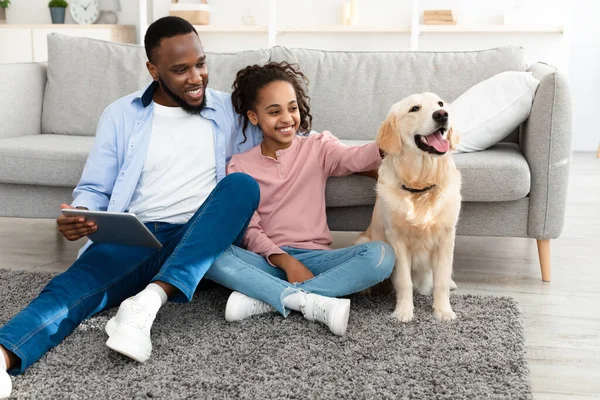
[{"x1": 206, "y1": 242, "x2": 395, "y2": 316}]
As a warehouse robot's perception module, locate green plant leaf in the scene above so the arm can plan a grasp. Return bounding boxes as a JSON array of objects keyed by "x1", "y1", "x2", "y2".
[{"x1": 48, "y1": 0, "x2": 69, "y2": 7}]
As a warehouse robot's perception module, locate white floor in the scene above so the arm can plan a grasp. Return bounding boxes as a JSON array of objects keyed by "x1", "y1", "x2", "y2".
[{"x1": 1, "y1": 152, "x2": 599, "y2": 399}]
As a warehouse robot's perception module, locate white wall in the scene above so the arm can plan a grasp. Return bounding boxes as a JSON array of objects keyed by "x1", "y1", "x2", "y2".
[
  {"x1": 147, "y1": 0, "x2": 570, "y2": 67},
  {"x1": 568, "y1": 0, "x2": 600, "y2": 152},
  {"x1": 153, "y1": 0, "x2": 593, "y2": 151},
  {"x1": 4, "y1": 0, "x2": 597, "y2": 151}
]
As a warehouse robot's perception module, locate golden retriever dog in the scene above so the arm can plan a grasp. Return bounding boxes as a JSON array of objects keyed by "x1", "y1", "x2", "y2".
[{"x1": 356, "y1": 92, "x2": 461, "y2": 322}]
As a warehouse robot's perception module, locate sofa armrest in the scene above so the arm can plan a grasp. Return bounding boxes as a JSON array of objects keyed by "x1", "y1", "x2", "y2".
[
  {"x1": 0, "y1": 63, "x2": 47, "y2": 139},
  {"x1": 521, "y1": 62, "x2": 573, "y2": 240}
]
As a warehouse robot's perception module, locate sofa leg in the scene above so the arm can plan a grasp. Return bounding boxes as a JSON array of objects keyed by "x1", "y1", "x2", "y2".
[{"x1": 536, "y1": 239, "x2": 551, "y2": 282}]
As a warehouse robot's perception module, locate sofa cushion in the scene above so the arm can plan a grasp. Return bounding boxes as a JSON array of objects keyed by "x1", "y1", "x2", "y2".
[
  {"x1": 41, "y1": 34, "x2": 270, "y2": 137},
  {"x1": 453, "y1": 71, "x2": 540, "y2": 153},
  {"x1": 0, "y1": 134, "x2": 93, "y2": 186},
  {"x1": 453, "y1": 143, "x2": 531, "y2": 201},
  {"x1": 0, "y1": 63, "x2": 47, "y2": 139},
  {"x1": 0, "y1": 136, "x2": 529, "y2": 204},
  {"x1": 326, "y1": 141, "x2": 530, "y2": 206},
  {"x1": 270, "y1": 46, "x2": 526, "y2": 140}
]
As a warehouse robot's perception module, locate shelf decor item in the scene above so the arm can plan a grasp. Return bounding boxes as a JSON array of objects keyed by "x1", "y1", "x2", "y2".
[
  {"x1": 169, "y1": 0, "x2": 210, "y2": 25},
  {"x1": 423, "y1": 9, "x2": 456, "y2": 25},
  {"x1": 341, "y1": 0, "x2": 358, "y2": 26},
  {"x1": 69, "y1": 0, "x2": 100, "y2": 24},
  {"x1": 0, "y1": 0, "x2": 10, "y2": 24},
  {"x1": 241, "y1": 8, "x2": 256, "y2": 26},
  {"x1": 49, "y1": 0, "x2": 69, "y2": 24},
  {"x1": 98, "y1": 0, "x2": 120, "y2": 24}
]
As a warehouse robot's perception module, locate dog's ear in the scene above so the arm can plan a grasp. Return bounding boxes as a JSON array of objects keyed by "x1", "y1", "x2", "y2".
[
  {"x1": 447, "y1": 127, "x2": 461, "y2": 151},
  {"x1": 376, "y1": 114, "x2": 402, "y2": 154}
]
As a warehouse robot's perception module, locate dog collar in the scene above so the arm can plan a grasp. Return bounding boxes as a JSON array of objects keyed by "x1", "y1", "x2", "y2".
[{"x1": 401, "y1": 184, "x2": 436, "y2": 193}]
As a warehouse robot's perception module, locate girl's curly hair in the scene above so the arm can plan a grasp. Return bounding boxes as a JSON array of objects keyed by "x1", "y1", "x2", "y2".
[{"x1": 231, "y1": 62, "x2": 312, "y2": 142}]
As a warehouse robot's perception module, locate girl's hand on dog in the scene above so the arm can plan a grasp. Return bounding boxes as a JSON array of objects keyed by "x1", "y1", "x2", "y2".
[{"x1": 269, "y1": 253, "x2": 315, "y2": 283}]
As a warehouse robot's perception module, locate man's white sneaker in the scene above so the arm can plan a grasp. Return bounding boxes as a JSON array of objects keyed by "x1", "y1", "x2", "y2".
[
  {"x1": 225, "y1": 291, "x2": 276, "y2": 322},
  {"x1": 105, "y1": 298, "x2": 155, "y2": 363},
  {"x1": 0, "y1": 369, "x2": 11, "y2": 399},
  {"x1": 301, "y1": 294, "x2": 351, "y2": 336}
]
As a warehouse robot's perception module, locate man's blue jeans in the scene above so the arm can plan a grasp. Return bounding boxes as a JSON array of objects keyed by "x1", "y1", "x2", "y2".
[
  {"x1": 0, "y1": 173, "x2": 259, "y2": 375},
  {"x1": 206, "y1": 242, "x2": 395, "y2": 316}
]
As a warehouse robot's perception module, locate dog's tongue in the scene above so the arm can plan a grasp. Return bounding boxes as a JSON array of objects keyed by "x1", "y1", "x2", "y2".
[{"x1": 426, "y1": 131, "x2": 449, "y2": 153}]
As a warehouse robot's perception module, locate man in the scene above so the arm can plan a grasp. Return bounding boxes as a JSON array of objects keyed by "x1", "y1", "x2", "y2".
[{"x1": 0, "y1": 16, "x2": 262, "y2": 398}]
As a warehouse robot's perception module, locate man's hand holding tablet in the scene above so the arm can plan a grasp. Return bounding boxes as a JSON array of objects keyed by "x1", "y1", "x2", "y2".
[
  {"x1": 57, "y1": 204, "x2": 97, "y2": 241},
  {"x1": 59, "y1": 207, "x2": 163, "y2": 248}
]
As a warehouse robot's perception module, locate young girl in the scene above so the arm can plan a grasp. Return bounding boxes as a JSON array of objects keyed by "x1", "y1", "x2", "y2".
[{"x1": 205, "y1": 62, "x2": 395, "y2": 336}]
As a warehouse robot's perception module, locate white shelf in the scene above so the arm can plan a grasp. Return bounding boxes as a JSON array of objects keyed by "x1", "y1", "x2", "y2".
[
  {"x1": 139, "y1": 0, "x2": 565, "y2": 50},
  {"x1": 0, "y1": 24, "x2": 133, "y2": 29},
  {"x1": 193, "y1": 25, "x2": 268, "y2": 33},
  {"x1": 419, "y1": 24, "x2": 564, "y2": 33},
  {"x1": 280, "y1": 26, "x2": 410, "y2": 33},
  {"x1": 192, "y1": 25, "x2": 410, "y2": 34},
  {"x1": 190, "y1": 24, "x2": 563, "y2": 35}
]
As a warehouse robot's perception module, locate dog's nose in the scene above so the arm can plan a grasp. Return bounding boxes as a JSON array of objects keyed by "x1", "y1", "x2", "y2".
[{"x1": 432, "y1": 110, "x2": 448, "y2": 123}]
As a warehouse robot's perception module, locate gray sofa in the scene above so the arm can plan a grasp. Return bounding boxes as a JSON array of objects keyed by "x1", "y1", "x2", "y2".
[{"x1": 0, "y1": 34, "x2": 573, "y2": 281}]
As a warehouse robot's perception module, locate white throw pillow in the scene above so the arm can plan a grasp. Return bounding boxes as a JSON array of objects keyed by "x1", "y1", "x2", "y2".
[{"x1": 452, "y1": 71, "x2": 540, "y2": 153}]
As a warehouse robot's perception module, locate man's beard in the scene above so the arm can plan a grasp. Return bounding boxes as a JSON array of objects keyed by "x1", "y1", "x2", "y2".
[{"x1": 158, "y1": 76, "x2": 207, "y2": 115}]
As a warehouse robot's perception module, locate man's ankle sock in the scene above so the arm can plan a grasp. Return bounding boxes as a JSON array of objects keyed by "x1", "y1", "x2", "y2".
[
  {"x1": 0, "y1": 349, "x2": 7, "y2": 372},
  {"x1": 282, "y1": 292, "x2": 306, "y2": 311},
  {"x1": 132, "y1": 283, "x2": 168, "y2": 315},
  {"x1": 0, "y1": 350, "x2": 11, "y2": 399}
]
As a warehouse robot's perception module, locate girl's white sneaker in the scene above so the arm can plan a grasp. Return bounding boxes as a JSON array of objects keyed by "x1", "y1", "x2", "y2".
[
  {"x1": 302, "y1": 294, "x2": 351, "y2": 336},
  {"x1": 225, "y1": 291, "x2": 276, "y2": 322}
]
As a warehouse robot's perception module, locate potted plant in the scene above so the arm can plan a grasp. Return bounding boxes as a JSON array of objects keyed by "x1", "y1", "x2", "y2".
[
  {"x1": 48, "y1": 0, "x2": 68, "y2": 24},
  {"x1": 0, "y1": 0, "x2": 11, "y2": 24}
]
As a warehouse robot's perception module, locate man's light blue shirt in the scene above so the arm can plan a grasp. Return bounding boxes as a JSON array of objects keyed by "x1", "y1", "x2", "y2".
[{"x1": 72, "y1": 81, "x2": 263, "y2": 213}]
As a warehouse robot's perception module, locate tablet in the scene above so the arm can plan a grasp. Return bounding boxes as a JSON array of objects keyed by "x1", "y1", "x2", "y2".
[{"x1": 61, "y1": 209, "x2": 163, "y2": 249}]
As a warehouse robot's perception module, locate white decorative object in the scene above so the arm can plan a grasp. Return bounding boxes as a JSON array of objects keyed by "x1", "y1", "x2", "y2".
[
  {"x1": 350, "y1": 0, "x2": 359, "y2": 24},
  {"x1": 342, "y1": 0, "x2": 358, "y2": 25},
  {"x1": 342, "y1": 2, "x2": 351, "y2": 25},
  {"x1": 241, "y1": 9, "x2": 256, "y2": 26},
  {"x1": 98, "y1": 0, "x2": 120, "y2": 24},
  {"x1": 452, "y1": 71, "x2": 540, "y2": 153},
  {"x1": 70, "y1": 0, "x2": 101, "y2": 25}
]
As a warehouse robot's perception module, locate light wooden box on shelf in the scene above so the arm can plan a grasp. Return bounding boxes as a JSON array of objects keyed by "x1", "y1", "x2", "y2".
[
  {"x1": 425, "y1": 14, "x2": 454, "y2": 21},
  {"x1": 423, "y1": 9, "x2": 456, "y2": 25},
  {"x1": 423, "y1": 10, "x2": 452, "y2": 16},
  {"x1": 169, "y1": 0, "x2": 210, "y2": 25},
  {"x1": 424, "y1": 20, "x2": 457, "y2": 25}
]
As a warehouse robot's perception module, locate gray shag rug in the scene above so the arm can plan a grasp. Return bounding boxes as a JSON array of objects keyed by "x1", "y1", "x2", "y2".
[{"x1": 0, "y1": 269, "x2": 532, "y2": 399}]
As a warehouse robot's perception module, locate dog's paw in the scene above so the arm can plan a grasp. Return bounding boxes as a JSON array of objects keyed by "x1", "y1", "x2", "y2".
[
  {"x1": 392, "y1": 307, "x2": 414, "y2": 323},
  {"x1": 354, "y1": 234, "x2": 370, "y2": 245},
  {"x1": 433, "y1": 308, "x2": 457, "y2": 322}
]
